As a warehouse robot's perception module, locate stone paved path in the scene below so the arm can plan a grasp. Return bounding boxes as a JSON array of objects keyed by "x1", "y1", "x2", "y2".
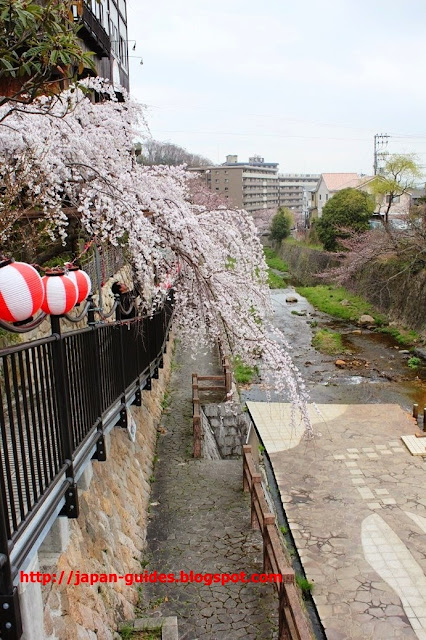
[
  {"x1": 248, "y1": 401, "x2": 426, "y2": 640},
  {"x1": 141, "y1": 343, "x2": 278, "y2": 639}
]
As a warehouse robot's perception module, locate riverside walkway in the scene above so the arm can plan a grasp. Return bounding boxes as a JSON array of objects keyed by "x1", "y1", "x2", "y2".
[
  {"x1": 141, "y1": 344, "x2": 278, "y2": 639},
  {"x1": 247, "y1": 401, "x2": 426, "y2": 640}
]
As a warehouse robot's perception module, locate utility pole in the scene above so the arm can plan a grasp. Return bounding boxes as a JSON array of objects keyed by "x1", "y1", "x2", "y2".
[{"x1": 373, "y1": 133, "x2": 390, "y2": 175}]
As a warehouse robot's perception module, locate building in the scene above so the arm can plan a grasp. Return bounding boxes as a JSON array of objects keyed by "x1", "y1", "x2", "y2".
[
  {"x1": 311, "y1": 173, "x2": 361, "y2": 219},
  {"x1": 71, "y1": 1, "x2": 130, "y2": 91},
  {"x1": 278, "y1": 174, "x2": 320, "y2": 228},
  {"x1": 311, "y1": 173, "x2": 425, "y2": 223},
  {"x1": 190, "y1": 155, "x2": 279, "y2": 213}
]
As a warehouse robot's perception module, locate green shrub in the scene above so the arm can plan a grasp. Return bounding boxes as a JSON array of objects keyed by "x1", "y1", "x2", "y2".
[
  {"x1": 408, "y1": 356, "x2": 421, "y2": 369},
  {"x1": 270, "y1": 207, "x2": 293, "y2": 242}
]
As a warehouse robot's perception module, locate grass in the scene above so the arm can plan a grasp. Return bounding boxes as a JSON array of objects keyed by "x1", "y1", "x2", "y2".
[
  {"x1": 160, "y1": 391, "x2": 171, "y2": 410},
  {"x1": 119, "y1": 628, "x2": 161, "y2": 640},
  {"x1": 312, "y1": 329, "x2": 344, "y2": 355},
  {"x1": 295, "y1": 574, "x2": 314, "y2": 597},
  {"x1": 263, "y1": 247, "x2": 289, "y2": 272},
  {"x1": 379, "y1": 326, "x2": 421, "y2": 348},
  {"x1": 233, "y1": 356, "x2": 258, "y2": 384},
  {"x1": 279, "y1": 525, "x2": 288, "y2": 535},
  {"x1": 408, "y1": 356, "x2": 422, "y2": 369},
  {"x1": 263, "y1": 246, "x2": 289, "y2": 289},
  {"x1": 296, "y1": 285, "x2": 385, "y2": 324},
  {"x1": 285, "y1": 236, "x2": 323, "y2": 251},
  {"x1": 267, "y1": 271, "x2": 287, "y2": 289}
]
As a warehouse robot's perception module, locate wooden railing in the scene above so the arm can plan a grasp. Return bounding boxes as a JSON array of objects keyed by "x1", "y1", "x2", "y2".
[
  {"x1": 243, "y1": 445, "x2": 313, "y2": 640},
  {"x1": 192, "y1": 356, "x2": 232, "y2": 458}
]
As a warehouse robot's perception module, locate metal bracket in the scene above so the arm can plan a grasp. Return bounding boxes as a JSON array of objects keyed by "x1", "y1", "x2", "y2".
[
  {"x1": 159, "y1": 356, "x2": 164, "y2": 369},
  {"x1": 92, "y1": 435, "x2": 107, "y2": 462},
  {"x1": 59, "y1": 484, "x2": 79, "y2": 519},
  {"x1": 132, "y1": 388, "x2": 142, "y2": 407},
  {"x1": 118, "y1": 404, "x2": 128, "y2": 428},
  {"x1": 0, "y1": 589, "x2": 22, "y2": 640},
  {"x1": 143, "y1": 376, "x2": 152, "y2": 391},
  {"x1": 152, "y1": 367, "x2": 159, "y2": 380},
  {"x1": 163, "y1": 343, "x2": 167, "y2": 354}
]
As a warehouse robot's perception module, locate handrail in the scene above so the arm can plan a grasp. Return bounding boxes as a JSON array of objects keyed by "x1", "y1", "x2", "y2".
[
  {"x1": 243, "y1": 445, "x2": 313, "y2": 640},
  {"x1": 0, "y1": 303, "x2": 173, "y2": 640}
]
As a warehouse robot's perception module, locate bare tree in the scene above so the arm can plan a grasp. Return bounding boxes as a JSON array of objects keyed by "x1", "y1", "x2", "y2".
[{"x1": 136, "y1": 139, "x2": 212, "y2": 168}]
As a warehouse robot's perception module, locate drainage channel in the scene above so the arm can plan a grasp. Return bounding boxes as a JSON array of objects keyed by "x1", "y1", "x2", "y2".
[{"x1": 256, "y1": 427, "x2": 327, "y2": 640}]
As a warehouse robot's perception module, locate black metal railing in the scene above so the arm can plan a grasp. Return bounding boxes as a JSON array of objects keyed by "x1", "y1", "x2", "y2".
[{"x1": 0, "y1": 298, "x2": 173, "y2": 639}]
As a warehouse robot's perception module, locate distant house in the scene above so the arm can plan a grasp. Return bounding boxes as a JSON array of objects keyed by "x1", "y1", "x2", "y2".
[
  {"x1": 310, "y1": 172, "x2": 424, "y2": 223},
  {"x1": 311, "y1": 173, "x2": 360, "y2": 218}
]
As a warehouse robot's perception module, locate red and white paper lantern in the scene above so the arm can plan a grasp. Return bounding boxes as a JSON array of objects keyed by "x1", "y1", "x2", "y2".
[
  {"x1": 66, "y1": 266, "x2": 91, "y2": 304},
  {"x1": 0, "y1": 260, "x2": 44, "y2": 323},
  {"x1": 41, "y1": 271, "x2": 78, "y2": 316}
]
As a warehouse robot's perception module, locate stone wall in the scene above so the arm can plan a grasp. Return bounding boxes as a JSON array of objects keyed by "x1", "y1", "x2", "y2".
[
  {"x1": 278, "y1": 242, "x2": 340, "y2": 286},
  {"x1": 37, "y1": 335, "x2": 174, "y2": 640},
  {"x1": 200, "y1": 407, "x2": 222, "y2": 460},
  {"x1": 202, "y1": 402, "x2": 249, "y2": 458}
]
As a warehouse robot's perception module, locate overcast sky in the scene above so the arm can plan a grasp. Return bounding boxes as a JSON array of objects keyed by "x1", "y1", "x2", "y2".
[{"x1": 127, "y1": 0, "x2": 426, "y2": 175}]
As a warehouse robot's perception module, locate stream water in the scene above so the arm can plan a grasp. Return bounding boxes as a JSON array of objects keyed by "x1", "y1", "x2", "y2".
[{"x1": 242, "y1": 287, "x2": 426, "y2": 416}]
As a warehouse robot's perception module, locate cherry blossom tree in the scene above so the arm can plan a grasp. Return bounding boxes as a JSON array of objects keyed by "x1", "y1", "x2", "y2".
[{"x1": 0, "y1": 79, "x2": 312, "y2": 436}]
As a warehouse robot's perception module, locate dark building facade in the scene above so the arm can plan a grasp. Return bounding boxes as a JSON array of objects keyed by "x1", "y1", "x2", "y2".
[{"x1": 71, "y1": 0, "x2": 129, "y2": 91}]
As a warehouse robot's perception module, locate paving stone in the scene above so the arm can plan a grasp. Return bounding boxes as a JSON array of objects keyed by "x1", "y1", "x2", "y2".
[
  {"x1": 141, "y1": 344, "x2": 278, "y2": 639},
  {"x1": 250, "y1": 400, "x2": 425, "y2": 639}
]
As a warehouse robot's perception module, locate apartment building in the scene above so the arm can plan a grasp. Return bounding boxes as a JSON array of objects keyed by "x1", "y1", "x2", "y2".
[
  {"x1": 71, "y1": 0, "x2": 129, "y2": 91},
  {"x1": 278, "y1": 174, "x2": 320, "y2": 227},
  {"x1": 190, "y1": 155, "x2": 279, "y2": 213}
]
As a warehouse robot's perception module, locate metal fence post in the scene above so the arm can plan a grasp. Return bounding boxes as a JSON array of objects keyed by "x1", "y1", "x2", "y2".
[
  {"x1": 50, "y1": 315, "x2": 79, "y2": 518},
  {"x1": 0, "y1": 470, "x2": 22, "y2": 639}
]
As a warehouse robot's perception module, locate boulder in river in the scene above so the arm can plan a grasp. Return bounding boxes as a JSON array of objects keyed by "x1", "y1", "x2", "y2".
[
  {"x1": 286, "y1": 296, "x2": 298, "y2": 303},
  {"x1": 335, "y1": 359, "x2": 347, "y2": 368}
]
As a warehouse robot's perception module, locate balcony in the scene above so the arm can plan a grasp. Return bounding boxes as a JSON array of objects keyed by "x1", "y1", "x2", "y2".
[{"x1": 72, "y1": 2, "x2": 111, "y2": 58}]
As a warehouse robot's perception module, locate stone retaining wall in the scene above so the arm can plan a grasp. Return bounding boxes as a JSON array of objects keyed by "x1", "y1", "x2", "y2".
[
  {"x1": 202, "y1": 402, "x2": 249, "y2": 458},
  {"x1": 38, "y1": 335, "x2": 174, "y2": 640}
]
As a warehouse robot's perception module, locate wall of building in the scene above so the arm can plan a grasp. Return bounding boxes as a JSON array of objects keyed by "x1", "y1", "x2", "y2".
[
  {"x1": 34, "y1": 334, "x2": 174, "y2": 640},
  {"x1": 313, "y1": 177, "x2": 331, "y2": 218}
]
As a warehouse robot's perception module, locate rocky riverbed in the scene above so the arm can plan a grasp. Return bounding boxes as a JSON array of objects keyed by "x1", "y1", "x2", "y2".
[{"x1": 242, "y1": 287, "x2": 426, "y2": 416}]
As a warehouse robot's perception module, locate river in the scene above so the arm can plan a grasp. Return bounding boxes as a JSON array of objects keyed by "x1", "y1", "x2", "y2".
[{"x1": 241, "y1": 287, "x2": 426, "y2": 417}]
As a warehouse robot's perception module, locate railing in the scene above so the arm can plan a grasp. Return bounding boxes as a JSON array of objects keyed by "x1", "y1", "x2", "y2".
[
  {"x1": 243, "y1": 445, "x2": 313, "y2": 640},
  {"x1": 192, "y1": 356, "x2": 232, "y2": 458},
  {"x1": 0, "y1": 300, "x2": 173, "y2": 639}
]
